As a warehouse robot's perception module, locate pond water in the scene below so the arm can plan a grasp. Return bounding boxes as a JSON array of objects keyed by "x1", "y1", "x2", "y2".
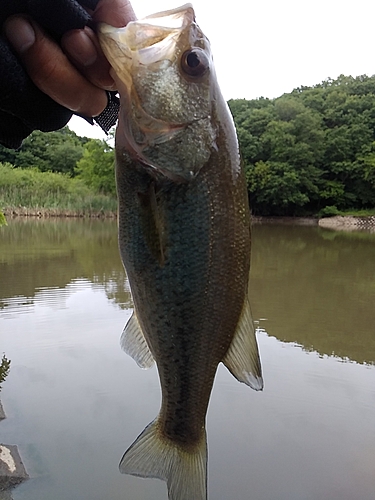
[{"x1": 0, "y1": 219, "x2": 374, "y2": 500}]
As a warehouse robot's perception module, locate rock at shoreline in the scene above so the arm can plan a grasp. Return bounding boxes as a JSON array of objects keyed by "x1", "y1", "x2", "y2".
[
  {"x1": 319, "y1": 215, "x2": 375, "y2": 231},
  {"x1": 0, "y1": 489, "x2": 13, "y2": 500},
  {"x1": 0, "y1": 445, "x2": 29, "y2": 491}
]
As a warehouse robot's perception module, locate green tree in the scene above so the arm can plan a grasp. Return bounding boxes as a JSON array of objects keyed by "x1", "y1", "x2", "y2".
[
  {"x1": 229, "y1": 75, "x2": 375, "y2": 215},
  {"x1": 75, "y1": 138, "x2": 116, "y2": 195},
  {"x1": 0, "y1": 127, "x2": 86, "y2": 175}
]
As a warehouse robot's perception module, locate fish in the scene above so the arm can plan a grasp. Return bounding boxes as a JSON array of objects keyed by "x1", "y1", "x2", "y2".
[{"x1": 98, "y1": 4, "x2": 263, "y2": 499}]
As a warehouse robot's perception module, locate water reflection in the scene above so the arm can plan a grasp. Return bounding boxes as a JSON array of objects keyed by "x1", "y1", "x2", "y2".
[
  {"x1": 250, "y1": 224, "x2": 375, "y2": 365},
  {"x1": 0, "y1": 218, "x2": 132, "y2": 312},
  {"x1": 0, "y1": 219, "x2": 374, "y2": 500},
  {"x1": 2, "y1": 219, "x2": 374, "y2": 365}
]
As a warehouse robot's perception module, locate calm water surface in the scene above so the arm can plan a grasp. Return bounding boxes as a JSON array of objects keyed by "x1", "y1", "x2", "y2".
[{"x1": 0, "y1": 219, "x2": 374, "y2": 500}]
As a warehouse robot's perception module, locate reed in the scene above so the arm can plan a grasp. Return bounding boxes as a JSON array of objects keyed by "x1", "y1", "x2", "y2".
[{"x1": 0, "y1": 163, "x2": 117, "y2": 216}]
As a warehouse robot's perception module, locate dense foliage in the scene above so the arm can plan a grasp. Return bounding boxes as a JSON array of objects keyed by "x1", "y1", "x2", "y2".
[
  {"x1": 229, "y1": 75, "x2": 375, "y2": 216},
  {"x1": 0, "y1": 127, "x2": 86, "y2": 176},
  {"x1": 0, "y1": 127, "x2": 116, "y2": 212},
  {"x1": 0, "y1": 127, "x2": 115, "y2": 194},
  {"x1": 2, "y1": 75, "x2": 375, "y2": 216},
  {"x1": 75, "y1": 138, "x2": 116, "y2": 195}
]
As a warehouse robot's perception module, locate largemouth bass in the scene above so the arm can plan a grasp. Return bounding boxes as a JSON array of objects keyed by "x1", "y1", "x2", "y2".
[{"x1": 98, "y1": 4, "x2": 263, "y2": 499}]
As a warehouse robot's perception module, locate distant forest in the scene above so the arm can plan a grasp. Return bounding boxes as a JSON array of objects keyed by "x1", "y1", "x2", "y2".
[
  {"x1": 2, "y1": 74, "x2": 375, "y2": 216},
  {"x1": 229, "y1": 74, "x2": 375, "y2": 216}
]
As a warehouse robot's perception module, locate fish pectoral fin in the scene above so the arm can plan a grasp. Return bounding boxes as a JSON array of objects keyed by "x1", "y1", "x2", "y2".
[
  {"x1": 149, "y1": 183, "x2": 166, "y2": 266},
  {"x1": 138, "y1": 183, "x2": 166, "y2": 267},
  {"x1": 120, "y1": 311, "x2": 155, "y2": 369},
  {"x1": 222, "y1": 296, "x2": 263, "y2": 391},
  {"x1": 120, "y1": 418, "x2": 207, "y2": 500}
]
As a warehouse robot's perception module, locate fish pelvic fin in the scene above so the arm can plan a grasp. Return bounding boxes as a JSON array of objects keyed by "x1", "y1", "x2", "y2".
[
  {"x1": 120, "y1": 311, "x2": 155, "y2": 369},
  {"x1": 120, "y1": 418, "x2": 207, "y2": 500},
  {"x1": 222, "y1": 295, "x2": 264, "y2": 391}
]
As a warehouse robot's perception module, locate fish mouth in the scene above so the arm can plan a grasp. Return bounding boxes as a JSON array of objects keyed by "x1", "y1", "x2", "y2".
[
  {"x1": 99, "y1": 4, "x2": 214, "y2": 182},
  {"x1": 98, "y1": 4, "x2": 195, "y2": 89}
]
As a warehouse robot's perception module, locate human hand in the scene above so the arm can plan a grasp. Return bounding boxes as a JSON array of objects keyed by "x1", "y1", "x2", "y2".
[{"x1": 0, "y1": 0, "x2": 136, "y2": 148}]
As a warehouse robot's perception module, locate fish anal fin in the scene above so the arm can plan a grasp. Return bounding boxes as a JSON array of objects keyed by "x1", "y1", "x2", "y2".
[
  {"x1": 222, "y1": 296, "x2": 263, "y2": 391},
  {"x1": 120, "y1": 311, "x2": 155, "y2": 369},
  {"x1": 120, "y1": 418, "x2": 207, "y2": 500}
]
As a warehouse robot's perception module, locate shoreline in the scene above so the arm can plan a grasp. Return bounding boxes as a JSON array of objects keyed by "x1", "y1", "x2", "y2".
[
  {"x1": 251, "y1": 216, "x2": 318, "y2": 226},
  {"x1": 2, "y1": 207, "x2": 117, "y2": 218},
  {"x1": 318, "y1": 215, "x2": 375, "y2": 231},
  {"x1": 2, "y1": 210, "x2": 375, "y2": 230},
  {"x1": 253, "y1": 215, "x2": 375, "y2": 230}
]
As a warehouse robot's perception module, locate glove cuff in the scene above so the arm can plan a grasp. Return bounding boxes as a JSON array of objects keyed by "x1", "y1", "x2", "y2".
[{"x1": 93, "y1": 90, "x2": 119, "y2": 133}]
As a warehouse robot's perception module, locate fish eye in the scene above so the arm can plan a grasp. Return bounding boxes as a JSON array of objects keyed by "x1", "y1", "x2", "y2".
[{"x1": 180, "y1": 49, "x2": 209, "y2": 77}]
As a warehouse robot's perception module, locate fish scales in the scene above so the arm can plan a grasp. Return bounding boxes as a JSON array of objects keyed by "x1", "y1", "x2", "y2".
[
  {"x1": 99, "y1": 4, "x2": 263, "y2": 499},
  {"x1": 116, "y1": 109, "x2": 250, "y2": 445}
]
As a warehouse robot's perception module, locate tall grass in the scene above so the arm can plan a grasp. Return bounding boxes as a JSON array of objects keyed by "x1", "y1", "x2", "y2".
[{"x1": 0, "y1": 163, "x2": 117, "y2": 215}]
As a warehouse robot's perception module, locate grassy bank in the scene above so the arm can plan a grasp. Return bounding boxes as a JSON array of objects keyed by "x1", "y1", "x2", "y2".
[
  {"x1": 0, "y1": 163, "x2": 117, "y2": 217},
  {"x1": 333, "y1": 209, "x2": 375, "y2": 217}
]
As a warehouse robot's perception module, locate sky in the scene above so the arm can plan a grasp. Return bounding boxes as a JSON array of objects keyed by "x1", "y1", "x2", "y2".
[{"x1": 69, "y1": 0, "x2": 375, "y2": 138}]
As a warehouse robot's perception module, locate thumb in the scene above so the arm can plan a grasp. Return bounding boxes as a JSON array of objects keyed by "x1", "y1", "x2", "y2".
[{"x1": 4, "y1": 15, "x2": 107, "y2": 117}]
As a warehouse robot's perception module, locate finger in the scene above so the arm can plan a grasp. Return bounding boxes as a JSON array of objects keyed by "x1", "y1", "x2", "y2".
[
  {"x1": 4, "y1": 15, "x2": 107, "y2": 117},
  {"x1": 61, "y1": 27, "x2": 116, "y2": 90},
  {"x1": 93, "y1": 0, "x2": 136, "y2": 26},
  {"x1": 61, "y1": 0, "x2": 137, "y2": 94}
]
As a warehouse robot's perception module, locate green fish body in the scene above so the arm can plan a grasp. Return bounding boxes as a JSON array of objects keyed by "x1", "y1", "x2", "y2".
[{"x1": 99, "y1": 5, "x2": 263, "y2": 499}]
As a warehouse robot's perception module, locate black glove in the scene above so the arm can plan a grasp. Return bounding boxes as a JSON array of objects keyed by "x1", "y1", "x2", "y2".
[{"x1": 0, "y1": 0, "x2": 118, "y2": 149}]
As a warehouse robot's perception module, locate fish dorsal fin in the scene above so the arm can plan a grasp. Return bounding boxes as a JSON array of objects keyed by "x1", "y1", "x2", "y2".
[
  {"x1": 222, "y1": 296, "x2": 263, "y2": 391},
  {"x1": 120, "y1": 311, "x2": 155, "y2": 369}
]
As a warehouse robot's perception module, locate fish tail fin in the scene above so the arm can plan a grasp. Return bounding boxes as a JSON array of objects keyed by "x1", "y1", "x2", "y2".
[{"x1": 119, "y1": 418, "x2": 207, "y2": 500}]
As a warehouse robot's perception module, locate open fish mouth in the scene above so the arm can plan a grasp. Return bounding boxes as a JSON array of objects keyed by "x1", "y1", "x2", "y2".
[
  {"x1": 99, "y1": 4, "x2": 216, "y2": 182},
  {"x1": 98, "y1": 3, "x2": 197, "y2": 111},
  {"x1": 99, "y1": 4, "x2": 195, "y2": 73}
]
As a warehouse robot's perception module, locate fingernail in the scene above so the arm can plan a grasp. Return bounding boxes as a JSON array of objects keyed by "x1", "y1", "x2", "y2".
[
  {"x1": 62, "y1": 30, "x2": 98, "y2": 67},
  {"x1": 5, "y1": 17, "x2": 36, "y2": 53}
]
